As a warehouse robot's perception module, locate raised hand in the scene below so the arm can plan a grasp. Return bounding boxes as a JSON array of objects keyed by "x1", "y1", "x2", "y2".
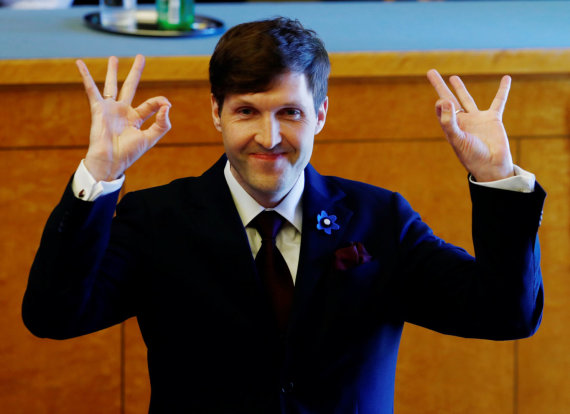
[
  {"x1": 427, "y1": 69, "x2": 514, "y2": 182},
  {"x1": 76, "y1": 55, "x2": 172, "y2": 182}
]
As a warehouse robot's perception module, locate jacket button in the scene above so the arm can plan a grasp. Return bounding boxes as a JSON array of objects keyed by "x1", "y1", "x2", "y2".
[{"x1": 281, "y1": 382, "x2": 294, "y2": 393}]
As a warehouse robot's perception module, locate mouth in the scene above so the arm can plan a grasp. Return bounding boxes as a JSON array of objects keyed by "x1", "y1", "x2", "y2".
[{"x1": 250, "y1": 152, "x2": 287, "y2": 161}]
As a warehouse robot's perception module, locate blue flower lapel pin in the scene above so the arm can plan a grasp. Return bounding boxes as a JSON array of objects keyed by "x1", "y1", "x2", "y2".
[{"x1": 316, "y1": 210, "x2": 340, "y2": 235}]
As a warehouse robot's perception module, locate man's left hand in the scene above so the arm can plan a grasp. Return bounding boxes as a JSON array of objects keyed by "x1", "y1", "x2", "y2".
[{"x1": 427, "y1": 69, "x2": 514, "y2": 182}]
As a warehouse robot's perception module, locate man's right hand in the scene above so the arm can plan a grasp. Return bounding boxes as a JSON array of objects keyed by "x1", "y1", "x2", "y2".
[{"x1": 76, "y1": 55, "x2": 171, "y2": 182}]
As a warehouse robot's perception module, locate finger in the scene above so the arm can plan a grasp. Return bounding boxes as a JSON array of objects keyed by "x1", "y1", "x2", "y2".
[
  {"x1": 103, "y1": 56, "x2": 119, "y2": 99},
  {"x1": 142, "y1": 105, "x2": 171, "y2": 146},
  {"x1": 489, "y1": 75, "x2": 511, "y2": 117},
  {"x1": 426, "y1": 69, "x2": 462, "y2": 111},
  {"x1": 118, "y1": 54, "x2": 145, "y2": 105},
  {"x1": 449, "y1": 75, "x2": 478, "y2": 112},
  {"x1": 76, "y1": 59, "x2": 102, "y2": 104},
  {"x1": 135, "y1": 96, "x2": 172, "y2": 124},
  {"x1": 435, "y1": 99, "x2": 464, "y2": 144}
]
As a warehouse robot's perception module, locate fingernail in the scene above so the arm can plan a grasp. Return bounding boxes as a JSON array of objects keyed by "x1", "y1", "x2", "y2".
[{"x1": 442, "y1": 102, "x2": 451, "y2": 112}]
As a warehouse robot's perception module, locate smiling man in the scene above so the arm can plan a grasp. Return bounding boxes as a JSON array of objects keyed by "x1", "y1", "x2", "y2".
[
  {"x1": 23, "y1": 17, "x2": 545, "y2": 414},
  {"x1": 212, "y1": 71, "x2": 326, "y2": 208}
]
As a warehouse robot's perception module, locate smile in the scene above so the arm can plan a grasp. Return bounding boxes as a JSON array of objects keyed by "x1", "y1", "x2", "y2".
[{"x1": 250, "y1": 153, "x2": 287, "y2": 161}]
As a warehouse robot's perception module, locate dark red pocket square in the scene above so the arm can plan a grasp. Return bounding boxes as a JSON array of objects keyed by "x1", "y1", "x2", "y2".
[{"x1": 333, "y1": 242, "x2": 373, "y2": 271}]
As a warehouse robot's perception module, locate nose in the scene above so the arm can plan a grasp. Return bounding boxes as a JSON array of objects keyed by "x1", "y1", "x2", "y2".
[{"x1": 254, "y1": 114, "x2": 282, "y2": 149}]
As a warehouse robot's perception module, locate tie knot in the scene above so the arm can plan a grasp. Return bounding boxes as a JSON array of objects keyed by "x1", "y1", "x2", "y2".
[{"x1": 251, "y1": 211, "x2": 285, "y2": 241}]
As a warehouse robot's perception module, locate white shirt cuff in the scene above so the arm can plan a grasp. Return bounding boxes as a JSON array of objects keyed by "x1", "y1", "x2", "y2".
[
  {"x1": 71, "y1": 160, "x2": 125, "y2": 201},
  {"x1": 469, "y1": 165, "x2": 535, "y2": 193}
]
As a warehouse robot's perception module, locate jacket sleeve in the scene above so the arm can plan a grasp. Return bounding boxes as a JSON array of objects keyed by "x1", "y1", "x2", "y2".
[
  {"x1": 22, "y1": 178, "x2": 143, "y2": 339},
  {"x1": 395, "y1": 181, "x2": 546, "y2": 340}
]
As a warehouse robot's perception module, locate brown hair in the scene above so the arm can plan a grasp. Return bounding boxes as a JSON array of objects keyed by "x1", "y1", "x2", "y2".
[{"x1": 209, "y1": 17, "x2": 330, "y2": 114}]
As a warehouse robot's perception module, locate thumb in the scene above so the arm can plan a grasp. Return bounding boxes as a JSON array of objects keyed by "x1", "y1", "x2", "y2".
[{"x1": 435, "y1": 99, "x2": 464, "y2": 145}]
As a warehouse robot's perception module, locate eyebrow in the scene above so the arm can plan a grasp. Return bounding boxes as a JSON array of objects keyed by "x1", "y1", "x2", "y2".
[{"x1": 229, "y1": 98, "x2": 308, "y2": 110}]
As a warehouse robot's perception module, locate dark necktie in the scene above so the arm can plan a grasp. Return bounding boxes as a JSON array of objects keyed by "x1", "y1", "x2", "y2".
[{"x1": 251, "y1": 211, "x2": 294, "y2": 333}]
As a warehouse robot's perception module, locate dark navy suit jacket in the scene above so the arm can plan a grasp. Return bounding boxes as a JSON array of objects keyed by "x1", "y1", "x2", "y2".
[{"x1": 23, "y1": 155, "x2": 545, "y2": 413}]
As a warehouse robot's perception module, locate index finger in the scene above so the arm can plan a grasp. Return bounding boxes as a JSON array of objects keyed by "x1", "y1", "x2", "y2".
[
  {"x1": 426, "y1": 69, "x2": 462, "y2": 110},
  {"x1": 76, "y1": 59, "x2": 102, "y2": 105},
  {"x1": 118, "y1": 54, "x2": 145, "y2": 105}
]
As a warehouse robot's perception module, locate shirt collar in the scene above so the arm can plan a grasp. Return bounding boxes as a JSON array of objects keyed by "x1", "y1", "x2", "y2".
[{"x1": 223, "y1": 160, "x2": 304, "y2": 232}]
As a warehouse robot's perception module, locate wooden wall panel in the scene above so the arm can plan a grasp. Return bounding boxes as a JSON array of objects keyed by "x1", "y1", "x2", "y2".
[
  {"x1": 321, "y1": 75, "x2": 570, "y2": 143},
  {"x1": 0, "y1": 150, "x2": 121, "y2": 414},
  {"x1": 518, "y1": 138, "x2": 570, "y2": 414},
  {"x1": 505, "y1": 75, "x2": 570, "y2": 138},
  {"x1": 0, "y1": 85, "x2": 92, "y2": 148},
  {"x1": 128, "y1": 82, "x2": 217, "y2": 145},
  {"x1": 0, "y1": 81, "x2": 216, "y2": 149}
]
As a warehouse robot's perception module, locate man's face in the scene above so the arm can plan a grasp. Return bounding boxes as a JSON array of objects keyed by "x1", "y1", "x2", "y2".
[{"x1": 211, "y1": 72, "x2": 328, "y2": 207}]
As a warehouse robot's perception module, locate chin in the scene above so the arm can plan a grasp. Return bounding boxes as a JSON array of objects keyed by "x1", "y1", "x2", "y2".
[
  {"x1": 252, "y1": 181, "x2": 285, "y2": 197},
  {"x1": 249, "y1": 176, "x2": 290, "y2": 198}
]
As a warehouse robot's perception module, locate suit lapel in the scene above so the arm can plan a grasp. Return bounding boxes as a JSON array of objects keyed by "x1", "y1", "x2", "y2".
[
  {"x1": 288, "y1": 164, "x2": 354, "y2": 333},
  {"x1": 176, "y1": 158, "x2": 356, "y2": 335}
]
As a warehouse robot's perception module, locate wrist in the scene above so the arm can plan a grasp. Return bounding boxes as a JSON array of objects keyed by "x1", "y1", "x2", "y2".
[
  {"x1": 73, "y1": 160, "x2": 125, "y2": 201},
  {"x1": 471, "y1": 163, "x2": 515, "y2": 183},
  {"x1": 84, "y1": 155, "x2": 121, "y2": 182}
]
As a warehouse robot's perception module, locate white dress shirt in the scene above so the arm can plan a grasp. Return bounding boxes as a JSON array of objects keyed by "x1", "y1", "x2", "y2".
[{"x1": 223, "y1": 161, "x2": 304, "y2": 283}]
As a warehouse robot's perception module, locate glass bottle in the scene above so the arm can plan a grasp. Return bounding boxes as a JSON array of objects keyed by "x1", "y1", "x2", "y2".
[{"x1": 156, "y1": 0, "x2": 194, "y2": 30}]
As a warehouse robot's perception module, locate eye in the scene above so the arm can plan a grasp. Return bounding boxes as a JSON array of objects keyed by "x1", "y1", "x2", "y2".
[
  {"x1": 281, "y1": 108, "x2": 302, "y2": 119},
  {"x1": 236, "y1": 107, "x2": 255, "y2": 116}
]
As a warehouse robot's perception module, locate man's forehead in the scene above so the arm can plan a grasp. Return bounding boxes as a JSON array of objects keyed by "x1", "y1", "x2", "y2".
[{"x1": 225, "y1": 72, "x2": 312, "y2": 104}]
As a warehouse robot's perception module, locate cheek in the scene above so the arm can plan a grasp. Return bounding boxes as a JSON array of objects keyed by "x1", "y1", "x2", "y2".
[
  {"x1": 221, "y1": 125, "x2": 249, "y2": 151},
  {"x1": 284, "y1": 122, "x2": 313, "y2": 144},
  {"x1": 300, "y1": 139, "x2": 314, "y2": 163},
  {"x1": 298, "y1": 124, "x2": 316, "y2": 149},
  {"x1": 292, "y1": 129, "x2": 315, "y2": 164}
]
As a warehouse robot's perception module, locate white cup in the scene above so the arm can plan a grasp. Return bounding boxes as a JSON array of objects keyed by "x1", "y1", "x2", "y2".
[{"x1": 100, "y1": 0, "x2": 136, "y2": 29}]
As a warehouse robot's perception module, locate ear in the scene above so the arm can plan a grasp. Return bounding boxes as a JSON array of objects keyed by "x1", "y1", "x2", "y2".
[
  {"x1": 210, "y1": 94, "x2": 222, "y2": 132},
  {"x1": 314, "y1": 96, "x2": 328, "y2": 136}
]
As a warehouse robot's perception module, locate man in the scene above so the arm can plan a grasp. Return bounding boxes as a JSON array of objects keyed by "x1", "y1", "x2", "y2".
[{"x1": 23, "y1": 17, "x2": 545, "y2": 413}]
